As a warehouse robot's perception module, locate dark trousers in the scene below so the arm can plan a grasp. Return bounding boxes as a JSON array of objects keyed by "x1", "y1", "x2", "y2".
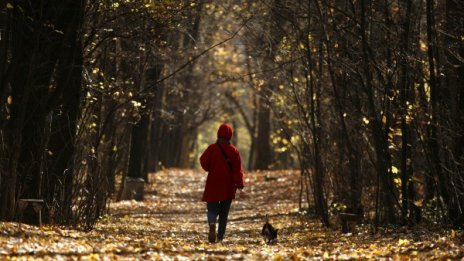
[{"x1": 207, "y1": 200, "x2": 232, "y2": 240}]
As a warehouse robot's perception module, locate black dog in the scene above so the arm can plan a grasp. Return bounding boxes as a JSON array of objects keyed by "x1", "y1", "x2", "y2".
[{"x1": 261, "y1": 214, "x2": 278, "y2": 244}]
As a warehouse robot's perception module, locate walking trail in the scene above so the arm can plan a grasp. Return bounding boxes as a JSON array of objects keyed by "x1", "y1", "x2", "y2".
[{"x1": 0, "y1": 169, "x2": 462, "y2": 260}]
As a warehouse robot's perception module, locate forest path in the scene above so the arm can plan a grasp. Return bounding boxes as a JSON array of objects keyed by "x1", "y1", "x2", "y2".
[
  {"x1": 105, "y1": 169, "x2": 305, "y2": 260},
  {"x1": 0, "y1": 169, "x2": 462, "y2": 260}
]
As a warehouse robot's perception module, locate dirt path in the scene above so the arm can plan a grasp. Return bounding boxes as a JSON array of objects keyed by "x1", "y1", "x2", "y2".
[
  {"x1": 1, "y1": 169, "x2": 462, "y2": 260},
  {"x1": 100, "y1": 169, "x2": 303, "y2": 260}
]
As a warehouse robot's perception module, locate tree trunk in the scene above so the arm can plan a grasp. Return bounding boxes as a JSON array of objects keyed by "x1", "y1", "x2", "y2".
[
  {"x1": 398, "y1": 0, "x2": 415, "y2": 224},
  {"x1": 254, "y1": 0, "x2": 285, "y2": 170},
  {"x1": 45, "y1": 0, "x2": 85, "y2": 224},
  {"x1": 0, "y1": 8, "x2": 10, "y2": 122},
  {"x1": 443, "y1": 0, "x2": 464, "y2": 225},
  {"x1": 315, "y1": 0, "x2": 363, "y2": 216},
  {"x1": 426, "y1": 0, "x2": 452, "y2": 222},
  {"x1": 2, "y1": 1, "x2": 56, "y2": 221},
  {"x1": 0, "y1": 0, "x2": 86, "y2": 223},
  {"x1": 360, "y1": 0, "x2": 396, "y2": 224},
  {"x1": 127, "y1": 111, "x2": 150, "y2": 179},
  {"x1": 147, "y1": 66, "x2": 164, "y2": 172},
  {"x1": 254, "y1": 96, "x2": 273, "y2": 170}
]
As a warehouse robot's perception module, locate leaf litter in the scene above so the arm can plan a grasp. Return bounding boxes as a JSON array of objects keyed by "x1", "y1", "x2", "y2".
[{"x1": 0, "y1": 169, "x2": 463, "y2": 260}]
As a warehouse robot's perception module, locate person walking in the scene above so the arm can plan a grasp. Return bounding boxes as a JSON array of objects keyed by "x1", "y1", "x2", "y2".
[{"x1": 200, "y1": 123, "x2": 245, "y2": 243}]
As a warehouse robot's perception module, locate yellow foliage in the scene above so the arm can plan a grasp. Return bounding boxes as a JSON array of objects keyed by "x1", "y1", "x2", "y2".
[{"x1": 362, "y1": 117, "x2": 370, "y2": 125}]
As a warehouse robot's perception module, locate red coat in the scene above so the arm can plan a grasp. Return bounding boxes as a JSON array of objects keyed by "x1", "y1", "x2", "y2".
[{"x1": 200, "y1": 124, "x2": 244, "y2": 202}]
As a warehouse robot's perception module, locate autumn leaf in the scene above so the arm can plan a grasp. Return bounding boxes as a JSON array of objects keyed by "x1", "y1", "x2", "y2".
[{"x1": 0, "y1": 170, "x2": 461, "y2": 260}]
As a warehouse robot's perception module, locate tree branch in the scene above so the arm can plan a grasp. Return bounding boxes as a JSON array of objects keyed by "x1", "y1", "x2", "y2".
[{"x1": 141, "y1": 16, "x2": 253, "y2": 93}]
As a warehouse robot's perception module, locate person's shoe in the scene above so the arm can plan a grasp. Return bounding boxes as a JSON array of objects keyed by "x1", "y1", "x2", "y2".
[{"x1": 208, "y1": 223, "x2": 216, "y2": 243}]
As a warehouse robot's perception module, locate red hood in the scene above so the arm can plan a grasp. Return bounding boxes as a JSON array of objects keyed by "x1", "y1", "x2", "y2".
[{"x1": 217, "y1": 124, "x2": 233, "y2": 140}]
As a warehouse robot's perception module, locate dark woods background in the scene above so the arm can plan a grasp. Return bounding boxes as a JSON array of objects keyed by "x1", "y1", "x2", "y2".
[{"x1": 0, "y1": 0, "x2": 462, "y2": 231}]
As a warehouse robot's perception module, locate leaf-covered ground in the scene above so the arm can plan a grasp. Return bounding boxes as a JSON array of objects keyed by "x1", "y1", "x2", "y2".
[{"x1": 1, "y1": 169, "x2": 463, "y2": 260}]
